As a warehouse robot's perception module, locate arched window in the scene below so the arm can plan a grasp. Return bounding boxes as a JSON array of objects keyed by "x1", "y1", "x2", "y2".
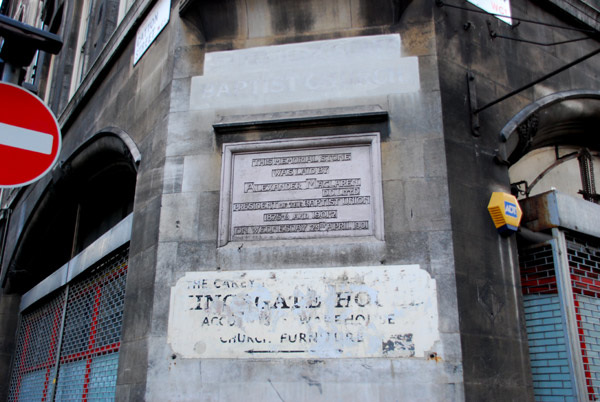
[
  {"x1": 503, "y1": 91, "x2": 600, "y2": 400},
  {"x1": 510, "y1": 146, "x2": 599, "y2": 202},
  {"x1": 503, "y1": 91, "x2": 600, "y2": 204},
  {"x1": 5, "y1": 130, "x2": 139, "y2": 401},
  {"x1": 4, "y1": 131, "x2": 139, "y2": 294}
]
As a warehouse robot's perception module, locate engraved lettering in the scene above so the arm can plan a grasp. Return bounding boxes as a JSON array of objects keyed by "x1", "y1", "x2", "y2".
[
  {"x1": 232, "y1": 197, "x2": 370, "y2": 211},
  {"x1": 223, "y1": 139, "x2": 380, "y2": 243},
  {"x1": 263, "y1": 210, "x2": 337, "y2": 222},
  {"x1": 232, "y1": 221, "x2": 368, "y2": 236},
  {"x1": 251, "y1": 153, "x2": 351, "y2": 167},
  {"x1": 243, "y1": 178, "x2": 361, "y2": 193},
  {"x1": 322, "y1": 187, "x2": 360, "y2": 197},
  {"x1": 272, "y1": 166, "x2": 330, "y2": 177}
]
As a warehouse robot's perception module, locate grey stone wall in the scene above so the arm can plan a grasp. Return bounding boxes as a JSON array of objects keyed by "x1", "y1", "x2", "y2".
[
  {"x1": 435, "y1": 0, "x2": 600, "y2": 399},
  {"x1": 139, "y1": 0, "x2": 464, "y2": 400},
  {"x1": 0, "y1": 1, "x2": 173, "y2": 400},
  {"x1": 9, "y1": 0, "x2": 597, "y2": 399}
]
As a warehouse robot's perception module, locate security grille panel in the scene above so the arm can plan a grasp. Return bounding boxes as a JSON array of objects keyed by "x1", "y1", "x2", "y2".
[
  {"x1": 8, "y1": 247, "x2": 128, "y2": 401},
  {"x1": 7, "y1": 291, "x2": 66, "y2": 401}
]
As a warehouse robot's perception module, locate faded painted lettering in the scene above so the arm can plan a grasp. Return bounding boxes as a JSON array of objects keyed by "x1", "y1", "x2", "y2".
[{"x1": 168, "y1": 266, "x2": 439, "y2": 359}]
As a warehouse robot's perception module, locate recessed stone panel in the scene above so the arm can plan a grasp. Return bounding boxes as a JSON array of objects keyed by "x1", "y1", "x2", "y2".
[{"x1": 190, "y1": 34, "x2": 420, "y2": 109}]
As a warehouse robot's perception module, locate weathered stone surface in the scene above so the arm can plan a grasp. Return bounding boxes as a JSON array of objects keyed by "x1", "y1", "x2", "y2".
[
  {"x1": 181, "y1": 0, "x2": 414, "y2": 42},
  {"x1": 191, "y1": 35, "x2": 420, "y2": 111},
  {"x1": 163, "y1": 156, "x2": 184, "y2": 194},
  {"x1": 182, "y1": 154, "x2": 222, "y2": 193},
  {"x1": 381, "y1": 140, "x2": 425, "y2": 181},
  {"x1": 159, "y1": 193, "x2": 201, "y2": 242},
  {"x1": 15, "y1": 0, "x2": 600, "y2": 399},
  {"x1": 166, "y1": 110, "x2": 216, "y2": 157}
]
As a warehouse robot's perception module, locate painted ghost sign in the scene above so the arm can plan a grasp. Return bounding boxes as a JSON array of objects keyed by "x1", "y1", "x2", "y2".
[{"x1": 168, "y1": 265, "x2": 439, "y2": 359}]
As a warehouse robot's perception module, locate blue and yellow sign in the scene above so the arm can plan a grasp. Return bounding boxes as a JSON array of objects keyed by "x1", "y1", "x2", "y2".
[{"x1": 487, "y1": 192, "x2": 522, "y2": 236}]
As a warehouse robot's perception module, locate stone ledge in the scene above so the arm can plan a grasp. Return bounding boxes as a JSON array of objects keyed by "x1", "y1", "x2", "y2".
[{"x1": 213, "y1": 105, "x2": 388, "y2": 134}]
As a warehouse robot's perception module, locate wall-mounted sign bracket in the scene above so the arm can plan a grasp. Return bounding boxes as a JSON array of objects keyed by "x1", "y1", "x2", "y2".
[
  {"x1": 467, "y1": 47, "x2": 600, "y2": 137},
  {"x1": 486, "y1": 20, "x2": 591, "y2": 46},
  {"x1": 0, "y1": 14, "x2": 62, "y2": 66},
  {"x1": 467, "y1": 71, "x2": 480, "y2": 136}
]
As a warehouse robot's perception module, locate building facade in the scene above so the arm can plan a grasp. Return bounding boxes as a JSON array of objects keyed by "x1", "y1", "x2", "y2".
[{"x1": 0, "y1": 0, "x2": 599, "y2": 400}]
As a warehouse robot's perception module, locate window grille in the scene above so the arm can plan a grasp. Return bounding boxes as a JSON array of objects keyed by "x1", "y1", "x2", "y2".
[
  {"x1": 7, "y1": 247, "x2": 129, "y2": 401},
  {"x1": 578, "y1": 149, "x2": 599, "y2": 204},
  {"x1": 7, "y1": 291, "x2": 66, "y2": 401}
]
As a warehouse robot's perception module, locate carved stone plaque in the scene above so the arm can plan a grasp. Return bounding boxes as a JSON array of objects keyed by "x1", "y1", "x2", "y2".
[{"x1": 218, "y1": 134, "x2": 383, "y2": 246}]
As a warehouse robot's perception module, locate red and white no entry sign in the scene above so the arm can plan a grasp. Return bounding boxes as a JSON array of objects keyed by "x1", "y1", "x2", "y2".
[{"x1": 0, "y1": 82, "x2": 61, "y2": 188}]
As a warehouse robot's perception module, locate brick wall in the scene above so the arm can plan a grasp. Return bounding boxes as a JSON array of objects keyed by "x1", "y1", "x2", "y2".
[
  {"x1": 519, "y1": 231, "x2": 600, "y2": 400},
  {"x1": 523, "y1": 294, "x2": 576, "y2": 400},
  {"x1": 574, "y1": 295, "x2": 600, "y2": 399},
  {"x1": 520, "y1": 244, "x2": 576, "y2": 400},
  {"x1": 519, "y1": 234, "x2": 600, "y2": 399},
  {"x1": 566, "y1": 234, "x2": 600, "y2": 400},
  {"x1": 520, "y1": 244, "x2": 558, "y2": 295},
  {"x1": 567, "y1": 235, "x2": 600, "y2": 298}
]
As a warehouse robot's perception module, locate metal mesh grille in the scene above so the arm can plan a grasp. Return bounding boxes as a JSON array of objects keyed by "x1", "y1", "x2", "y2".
[
  {"x1": 7, "y1": 247, "x2": 128, "y2": 401},
  {"x1": 578, "y1": 149, "x2": 598, "y2": 203},
  {"x1": 7, "y1": 291, "x2": 66, "y2": 401},
  {"x1": 55, "y1": 250, "x2": 128, "y2": 401}
]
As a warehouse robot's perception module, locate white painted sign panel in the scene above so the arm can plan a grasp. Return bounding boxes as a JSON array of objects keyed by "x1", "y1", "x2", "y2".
[
  {"x1": 218, "y1": 134, "x2": 384, "y2": 246},
  {"x1": 134, "y1": 0, "x2": 170, "y2": 65},
  {"x1": 467, "y1": 0, "x2": 512, "y2": 24},
  {"x1": 0, "y1": 122, "x2": 54, "y2": 154},
  {"x1": 190, "y1": 34, "x2": 420, "y2": 109},
  {"x1": 168, "y1": 265, "x2": 439, "y2": 359}
]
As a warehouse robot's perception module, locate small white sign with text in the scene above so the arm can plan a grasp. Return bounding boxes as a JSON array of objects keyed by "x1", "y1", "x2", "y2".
[
  {"x1": 467, "y1": 0, "x2": 512, "y2": 24},
  {"x1": 134, "y1": 0, "x2": 170, "y2": 65}
]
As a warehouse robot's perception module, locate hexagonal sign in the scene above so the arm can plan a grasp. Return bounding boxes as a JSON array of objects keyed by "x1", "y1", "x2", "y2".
[{"x1": 487, "y1": 192, "x2": 522, "y2": 236}]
